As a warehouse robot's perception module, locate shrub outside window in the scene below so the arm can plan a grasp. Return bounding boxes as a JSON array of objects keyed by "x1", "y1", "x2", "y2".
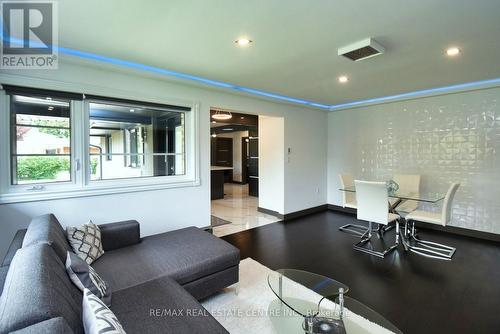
[{"x1": 10, "y1": 94, "x2": 72, "y2": 185}]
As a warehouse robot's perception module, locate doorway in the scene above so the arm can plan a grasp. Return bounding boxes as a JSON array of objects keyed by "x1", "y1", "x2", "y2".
[{"x1": 209, "y1": 109, "x2": 279, "y2": 236}]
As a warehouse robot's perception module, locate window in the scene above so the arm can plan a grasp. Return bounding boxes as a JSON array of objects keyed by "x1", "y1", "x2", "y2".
[
  {"x1": 10, "y1": 94, "x2": 72, "y2": 185},
  {"x1": 0, "y1": 85, "x2": 198, "y2": 203},
  {"x1": 88, "y1": 101, "x2": 185, "y2": 181}
]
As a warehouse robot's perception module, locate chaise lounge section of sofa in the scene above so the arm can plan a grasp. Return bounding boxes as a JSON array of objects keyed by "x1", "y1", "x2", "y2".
[{"x1": 0, "y1": 214, "x2": 240, "y2": 334}]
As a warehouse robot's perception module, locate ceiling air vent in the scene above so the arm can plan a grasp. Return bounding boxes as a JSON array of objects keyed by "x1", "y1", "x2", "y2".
[{"x1": 338, "y1": 38, "x2": 385, "y2": 61}]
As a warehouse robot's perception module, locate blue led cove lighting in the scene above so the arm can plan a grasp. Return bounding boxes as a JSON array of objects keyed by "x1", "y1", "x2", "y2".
[
  {"x1": 2, "y1": 36, "x2": 500, "y2": 111},
  {"x1": 1, "y1": 36, "x2": 331, "y2": 109},
  {"x1": 329, "y1": 77, "x2": 500, "y2": 110}
]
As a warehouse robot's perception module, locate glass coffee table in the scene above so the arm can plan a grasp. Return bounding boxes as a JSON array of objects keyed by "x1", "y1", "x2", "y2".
[{"x1": 267, "y1": 269, "x2": 402, "y2": 334}]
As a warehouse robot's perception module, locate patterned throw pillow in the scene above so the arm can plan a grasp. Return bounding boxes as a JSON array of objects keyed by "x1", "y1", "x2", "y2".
[
  {"x1": 65, "y1": 251, "x2": 111, "y2": 306},
  {"x1": 66, "y1": 221, "x2": 104, "y2": 264},
  {"x1": 82, "y1": 289, "x2": 126, "y2": 334}
]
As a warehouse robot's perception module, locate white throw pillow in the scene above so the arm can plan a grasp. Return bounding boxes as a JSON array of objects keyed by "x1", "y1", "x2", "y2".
[
  {"x1": 65, "y1": 251, "x2": 111, "y2": 306},
  {"x1": 82, "y1": 288, "x2": 126, "y2": 334},
  {"x1": 66, "y1": 221, "x2": 104, "y2": 264}
]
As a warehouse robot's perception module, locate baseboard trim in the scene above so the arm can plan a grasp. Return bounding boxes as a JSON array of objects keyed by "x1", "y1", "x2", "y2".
[
  {"x1": 412, "y1": 221, "x2": 500, "y2": 243},
  {"x1": 258, "y1": 204, "x2": 330, "y2": 221},
  {"x1": 257, "y1": 207, "x2": 284, "y2": 220},
  {"x1": 327, "y1": 204, "x2": 356, "y2": 215},
  {"x1": 283, "y1": 204, "x2": 329, "y2": 221},
  {"x1": 327, "y1": 204, "x2": 500, "y2": 243}
]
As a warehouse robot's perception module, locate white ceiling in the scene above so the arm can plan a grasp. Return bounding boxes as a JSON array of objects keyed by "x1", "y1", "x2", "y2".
[{"x1": 59, "y1": 0, "x2": 500, "y2": 106}]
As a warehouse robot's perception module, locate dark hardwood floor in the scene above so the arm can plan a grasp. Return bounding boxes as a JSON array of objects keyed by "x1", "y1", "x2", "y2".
[{"x1": 222, "y1": 210, "x2": 500, "y2": 334}]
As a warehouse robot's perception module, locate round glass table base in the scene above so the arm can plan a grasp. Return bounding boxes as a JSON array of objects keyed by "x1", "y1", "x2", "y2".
[
  {"x1": 268, "y1": 298, "x2": 398, "y2": 334},
  {"x1": 268, "y1": 298, "x2": 347, "y2": 334}
]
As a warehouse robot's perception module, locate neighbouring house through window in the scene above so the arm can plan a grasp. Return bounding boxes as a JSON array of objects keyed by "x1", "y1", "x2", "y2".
[{"x1": 88, "y1": 101, "x2": 185, "y2": 181}]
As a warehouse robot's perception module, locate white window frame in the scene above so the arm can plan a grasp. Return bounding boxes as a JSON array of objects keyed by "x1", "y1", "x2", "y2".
[{"x1": 0, "y1": 81, "x2": 200, "y2": 204}]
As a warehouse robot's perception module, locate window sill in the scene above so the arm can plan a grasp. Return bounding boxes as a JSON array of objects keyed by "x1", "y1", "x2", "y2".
[{"x1": 0, "y1": 178, "x2": 201, "y2": 204}]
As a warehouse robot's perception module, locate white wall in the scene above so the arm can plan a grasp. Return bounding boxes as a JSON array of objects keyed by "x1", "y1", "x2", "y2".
[
  {"x1": 217, "y1": 130, "x2": 248, "y2": 182},
  {"x1": 327, "y1": 86, "x2": 500, "y2": 234},
  {"x1": 284, "y1": 110, "x2": 328, "y2": 213},
  {"x1": 259, "y1": 116, "x2": 285, "y2": 214},
  {"x1": 0, "y1": 61, "x2": 328, "y2": 258}
]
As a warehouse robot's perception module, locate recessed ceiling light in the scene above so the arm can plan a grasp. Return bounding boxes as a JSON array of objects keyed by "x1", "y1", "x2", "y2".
[
  {"x1": 129, "y1": 109, "x2": 135, "y2": 112},
  {"x1": 211, "y1": 133, "x2": 217, "y2": 138},
  {"x1": 48, "y1": 106, "x2": 54, "y2": 111},
  {"x1": 446, "y1": 47, "x2": 461, "y2": 57},
  {"x1": 235, "y1": 37, "x2": 252, "y2": 47},
  {"x1": 223, "y1": 128, "x2": 234, "y2": 131},
  {"x1": 338, "y1": 76, "x2": 349, "y2": 83},
  {"x1": 212, "y1": 121, "x2": 217, "y2": 123}
]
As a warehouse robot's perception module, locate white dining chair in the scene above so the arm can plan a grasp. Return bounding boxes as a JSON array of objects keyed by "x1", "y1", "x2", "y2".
[
  {"x1": 353, "y1": 180, "x2": 400, "y2": 258},
  {"x1": 338, "y1": 174, "x2": 370, "y2": 237},
  {"x1": 404, "y1": 183, "x2": 460, "y2": 260},
  {"x1": 393, "y1": 174, "x2": 421, "y2": 213},
  {"x1": 339, "y1": 173, "x2": 357, "y2": 209}
]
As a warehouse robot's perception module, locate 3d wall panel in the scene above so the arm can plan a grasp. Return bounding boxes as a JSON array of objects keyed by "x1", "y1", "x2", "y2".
[{"x1": 328, "y1": 87, "x2": 500, "y2": 234}]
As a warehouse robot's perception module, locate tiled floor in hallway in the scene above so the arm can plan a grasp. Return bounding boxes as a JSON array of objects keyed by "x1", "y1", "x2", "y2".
[{"x1": 211, "y1": 183, "x2": 280, "y2": 237}]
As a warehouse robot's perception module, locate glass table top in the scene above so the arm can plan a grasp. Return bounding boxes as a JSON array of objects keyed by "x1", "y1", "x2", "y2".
[
  {"x1": 267, "y1": 269, "x2": 403, "y2": 334},
  {"x1": 339, "y1": 185, "x2": 444, "y2": 203},
  {"x1": 268, "y1": 269, "x2": 349, "y2": 317}
]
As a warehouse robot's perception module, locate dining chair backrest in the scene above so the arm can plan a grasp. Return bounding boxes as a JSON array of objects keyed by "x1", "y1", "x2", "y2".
[
  {"x1": 339, "y1": 174, "x2": 356, "y2": 207},
  {"x1": 441, "y1": 183, "x2": 460, "y2": 226},
  {"x1": 355, "y1": 180, "x2": 389, "y2": 225},
  {"x1": 393, "y1": 174, "x2": 421, "y2": 194}
]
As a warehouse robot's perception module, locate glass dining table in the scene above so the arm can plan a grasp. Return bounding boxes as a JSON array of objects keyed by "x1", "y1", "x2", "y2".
[
  {"x1": 338, "y1": 184, "x2": 447, "y2": 259},
  {"x1": 339, "y1": 186, "x2": 445, "y2": 205}
]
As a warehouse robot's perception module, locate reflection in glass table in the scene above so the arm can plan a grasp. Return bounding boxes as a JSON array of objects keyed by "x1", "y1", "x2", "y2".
[{"x1": 267, "y1": 269, "x2": 402, "y2": 334}]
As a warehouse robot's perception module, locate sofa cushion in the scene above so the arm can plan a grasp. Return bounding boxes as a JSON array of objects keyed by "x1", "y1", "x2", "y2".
[
  {"x1": 1, "y1": 229, "x2": 26, "y2": 267},
  {"x1": 0, "y1": 243, "x2": 83, "y2": 334},
  {"x1": 66, "y1": 221, "x2": 105, "y2": 264},
  {"x1": 111, "y1": 275, "x2": 228, "y2": 334},
  {"x1": 9, "y1": 317, "x2": 74, "y2": 334},
  {"x1": 93, "y1": 227, "x2": 240, "y2": 291},
  {"x1": 83, "y1": 289, "x2": 126, "y2": 334},
  {"x1": 182, "y1": 265, "x2": 239, "y2": 301},
  {"x1": 99, "y1": 220, "x2": 140, "y2": 251},
  {"x1": 65, "y1": 251, "x2": 111, "y2": 306},
  {"x1": 22, "y1": 214, "x2": 71, "y2": 263}
]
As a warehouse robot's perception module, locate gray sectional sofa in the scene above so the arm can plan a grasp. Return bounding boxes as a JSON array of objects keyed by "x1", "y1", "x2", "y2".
[{"x1": 0, "y1": 214, "x2": 240, "y2": 333}]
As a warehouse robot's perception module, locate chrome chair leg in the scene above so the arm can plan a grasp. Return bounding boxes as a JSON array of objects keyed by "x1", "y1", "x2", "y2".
[
  {"x1": 339, "y1": 221, "x2": 378, "y2": 237},
  {"x1": 353, "y1": 221, "x2": 399, "y2": 258},
  {"x1": 381, "y1": 222, "x2": 395, "y2": 233},
  {"x1": 381, "y1": 199, "x2": 401, "y2": 233},
  {"x1": 400, "y1": 219, "x2": 410, "y2": 250},
  {"x1": 339, "y1": 223, "x2": 370, "y2": 237},
  {"x1": 405, "y1": 220, "x2": 456, "y2": 260}
]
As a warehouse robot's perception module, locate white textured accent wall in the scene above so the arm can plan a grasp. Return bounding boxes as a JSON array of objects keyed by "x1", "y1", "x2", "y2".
[{"x1": 328, "y1": 87, "x2": 500, "y2": 234}]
